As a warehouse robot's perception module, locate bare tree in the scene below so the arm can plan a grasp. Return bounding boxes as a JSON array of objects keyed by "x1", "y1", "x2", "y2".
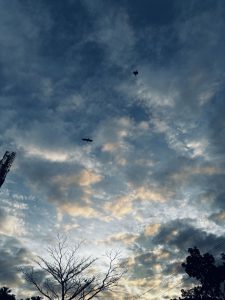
[{"x1": 22, "y1": 235, "x2": 125, "y2": 300}]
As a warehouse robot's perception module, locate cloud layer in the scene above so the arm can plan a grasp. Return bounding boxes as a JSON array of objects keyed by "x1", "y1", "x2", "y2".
[{"x1": 0, "y1": 0, "x2": 225, "y2": 299}]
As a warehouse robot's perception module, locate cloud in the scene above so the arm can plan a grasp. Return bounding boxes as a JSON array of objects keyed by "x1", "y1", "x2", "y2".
[
  {"x1": 52, "y1": 169, "x2": 102, "y2": 188},
  {"x1": 135, "y1": 187, "x2": 168, "y2": 202},
  {"x1": 209, "y1": 210, "x2": 225, "y2": 226},
  {"x1": 18, "y1": 153, "x2": 103, "y2": 211},
  {"x1": 104, "y1": 232, "x2": 138, "y2": 246},
  {"x1": 1, "y1": 1, "x2": 225, "y2": 298},
  {"x1": 0, "y1": 191, "x2": 28, "y2": 238},
  {"x1": 101, "y1": 142, "x2": 120, "y2": 153},
  {"x1": 127, "y1": 218, "x2": 225, "y2": 278},
  {"x1": 0, "y1": 235, "x2": 31, "y2": 287},
  {"x1": 144, "y1": 224, "x2": 161, "y2": 236},
  {"x1": 152, "y1": 219, "x2": 225, "y2": 255},
  {"x1": 59, "y1": 203, "x2": 99, "y2": 218},
  {"x1": 170, "y1": 165, "x2": 225, "y2": 187},
  {"x1": 104, "y1": 195, "x2": 133, "y2": 219},
  {"x1": 84, "y1": 0, "x2": 136, "y2": 66},
  {"x1": 104, "y1": 184, "x2": 169, "y2": 219},
  {"x1": 25, "y1": 145, "x2": 71, "y2": 162},
  {"x1": 0, "y1": 212, "x2": 26, "y2": 236}
]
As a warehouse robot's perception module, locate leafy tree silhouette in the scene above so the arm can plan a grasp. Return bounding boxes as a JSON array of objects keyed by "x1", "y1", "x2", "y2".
[
  {"x1": 171, "y1": 247, "x2": 225, "y2": 300},
  {"x1": 0, "y1": 287, "x2": 42, "y2": 300},
  {"x1": 0, "y1": 287, "x2": 16, "y2": 300}
]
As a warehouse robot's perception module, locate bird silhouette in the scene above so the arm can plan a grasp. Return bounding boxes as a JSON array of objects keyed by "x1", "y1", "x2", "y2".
[
  {"x1": 133, "y1": 70, "x2": 138, "y2": 76},
  {"x1": 82, "y1": 138, "x2": 93, "y2": 142}
]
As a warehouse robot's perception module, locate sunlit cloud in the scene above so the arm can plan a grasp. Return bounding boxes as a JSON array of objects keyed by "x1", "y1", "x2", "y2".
[
  {"x1": 105, "y1": 232, "x2": 138, "y2": 246},
  {"x1": 101, "y1": 142, "x2": 119, "y2": 152},
  {"x1": 0, "y1": 214, "x2": 26, "y2": 236},
  {"x1": 26, "y1": 145, "x2": 70, "y2": 162},
  {"x1": 144, "y1": 224, "x2": 161, "y2": 236},
  {"x1": 135, "y1": 187, "x2": 167, "y2": 202},
  {"x1": 186, "y1": 139, "x2": 209, "y2": 158},
  {"x1": 59, "y1": 203, "x2": 99, "y2": 218},
  {"x1": 104, "y1": 195, "x2": 133, "y2": 218},
  {"x1": 51, "y1": 169, "x2": 102, "y2": 189},
  {"x1": 171, "y1": 165, "x2": 225, "y2": 183}
]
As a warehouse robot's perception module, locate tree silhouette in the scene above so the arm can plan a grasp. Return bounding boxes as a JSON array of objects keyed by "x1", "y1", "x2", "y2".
[
  {"x1": 0, "y1": 287, "x2": 16, "y2": 300},
  {"x1": 170, "y1": 247, "x2": 225, "y2": 300},
  {"x1": 0, "y1": 287, "x2": 42, "y2": 300},
  {"x1": 22, "y1": 235, "x2": 125, "y2": 300}
]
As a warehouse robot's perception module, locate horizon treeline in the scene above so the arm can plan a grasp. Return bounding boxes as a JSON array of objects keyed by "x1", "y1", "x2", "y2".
[
  {"x1": 0, "y1": 287, "x2": 42, "y2": 300},
  {"x1": 1, "y1": 247, "x2": 225, "y2": 300}
]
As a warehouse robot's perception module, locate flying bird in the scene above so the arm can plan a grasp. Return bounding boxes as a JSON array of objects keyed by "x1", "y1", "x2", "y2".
[
  {"x1": 133, "y1": 70, "x2": 138, "y2": 76},
  {"x1": 82, "y1": 138, "x2": 93, "y2": 142}
]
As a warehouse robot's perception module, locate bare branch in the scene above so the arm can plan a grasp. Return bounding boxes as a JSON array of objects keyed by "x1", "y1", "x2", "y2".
[
  {"x1": 22, "y1": 267, "x2": 53, "y2": 300},
  {"x1": 22, "y1": 235, "x2": 125, "y2": 300}
]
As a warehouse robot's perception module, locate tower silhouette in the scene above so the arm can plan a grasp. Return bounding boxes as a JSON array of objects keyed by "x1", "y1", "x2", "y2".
[{"x1": 0, "y1": 151, "x2": 16, "y2": 188}]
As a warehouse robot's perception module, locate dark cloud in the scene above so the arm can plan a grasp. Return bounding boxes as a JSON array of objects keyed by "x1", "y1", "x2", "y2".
[
  {"x1": 0, "y1": 207, "x2": 6, "y2": 224},
  {"x1": 209, "y1": 210, "x2": 225, "y2": 226},
  {"x1": 17, "y1": 155, "x2": 87, "y2": 208},
  {"x1": 0, "y1": 235, "x2": 31, "y2": 286},
  {"x1": 125, "y1": 0, "x2": 176, "y2": 27},
  {"x1": 129, "y1": 252, "x2": 156, "y2": 279},
  {"x1": 152, "y1": 220, "x2": 225, "y2": 255}
]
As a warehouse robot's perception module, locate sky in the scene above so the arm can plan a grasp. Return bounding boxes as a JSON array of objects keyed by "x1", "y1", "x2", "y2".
[{"x1": 0, "y1": 0, "x2": 225, "y2": 299}]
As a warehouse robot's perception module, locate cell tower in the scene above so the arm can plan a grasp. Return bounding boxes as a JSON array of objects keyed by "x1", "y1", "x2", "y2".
[{"x1": 0, "y1": 151, "x2": 16, "y2": 188}]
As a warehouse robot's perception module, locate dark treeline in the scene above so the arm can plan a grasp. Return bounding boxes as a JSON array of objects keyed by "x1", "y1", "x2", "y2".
[{"x1": 0, "y1": 287, "x2": 41, "y2": 300}]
